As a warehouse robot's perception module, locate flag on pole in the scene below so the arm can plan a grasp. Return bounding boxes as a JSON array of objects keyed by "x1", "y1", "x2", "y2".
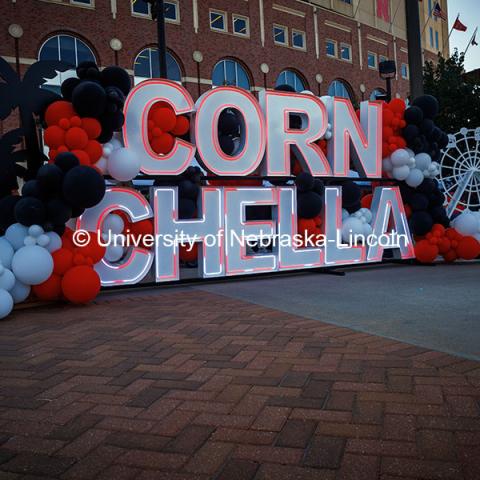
[
  {"x1": 471, "y1": 28, "x2": 478, "y2": 46},
  {"x1": 453, "y1": 16, "x2": 467, "y2": 32},
  {"x1": 433, "y1": 2, "x2": 448, "y2": 21}
]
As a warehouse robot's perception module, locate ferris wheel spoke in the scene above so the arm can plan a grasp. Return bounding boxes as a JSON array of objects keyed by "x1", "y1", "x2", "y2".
[{"x1": 446, "y1": 170, "x2": 475, "y2": 218}]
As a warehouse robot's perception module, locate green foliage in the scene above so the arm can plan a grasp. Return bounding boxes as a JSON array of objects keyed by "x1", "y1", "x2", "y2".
[{"x1": 423, "y1": 50, "x2": 480, "y2": 133}]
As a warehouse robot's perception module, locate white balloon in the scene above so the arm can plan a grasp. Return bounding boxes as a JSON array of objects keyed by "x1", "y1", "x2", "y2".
[
  {"x1": 382, "y1": 157, "x2": 393, "y2": 172},
  {"x1": 392, "y1": 165, "x2": 411, "y2": 181},
  {"x1": 414, "y1": 153, "x2": 432, "y2": 171},
  {"x1": 12, "y1": 246, "x2": 53, "y2": 286},
  {"x1": 342, "y1": 209, "x2": 350, "y2": 220},
  {"x1": 0, "y1": 238, "x2": 14, "y2": 269},
  {"x1": 341, "y1": 217, "x2": 364, "y2": 242},
  {"x1": 9, "y1": 280, "x2": 30, "y2": 304},
  {"x1": 324, "y1": 131, "x2": 332, "y2": 140},
  {"x1": 28, "y1": 225, "x2": 44, "y2": 238},
  {"x1": 102, "y1": 146, "x2": 113, "y2": 157},
  {"x1": 405, "y1": 148, "x2": 415, "y2": 158},
  {"x1": 45, "y1": 232, "x2": 62, "y2": 253},
  {"x1": 24, "y1": 236, "x2": 37, "y2": 247},
  {"x1": 391, "y1": 149, "x2": 411, "y2": 167},
  {"x1": 361, "y1": 223, "x2": 373, "y2": 237},
  {"x1": 0, "y1": 289, "x2": 13, "y2": 320},
  {"x1": 110, "y1": 137, "x2": 123, "y2": 150},
  {"x1": 406, "y1": 168, "x2": 425, "y2": 188},
  {"x1": 102, "y1": 214, "x2": 124, "y2": 235},
  {"x1": 95, "y1": 157, "x2": 109, "y2": 174},
  {"x1": 407, "y1": 157, "x2": 416, "y2": 168},
  {"x1": 36, "y1": 234, "x2": 50, "y2": 248},
  {"x1": 0, "y1": 268, "x2": 15, "y2": 291},
  {"x1": 357, "y1": 208, "x2": 372, "y2": 224},
  {"x1": 5, "y1": 224, "x2": 28, "y2": 251},
  {"x1": 105, "y1": 245, "x2": 124, "y2": 263},
  {"x1": 107, "y1": 148, "x2": 141, "y2": 182},
  {"x1": 453, "y1": 211, "x2": 478, "y2": 236}
]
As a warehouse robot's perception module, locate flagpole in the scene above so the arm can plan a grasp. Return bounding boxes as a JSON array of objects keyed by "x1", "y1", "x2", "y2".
[
  {"x1": 442, "y1": 14, "x2": 458, "y2": 55},
  {"x1": 389, "y1": 0, "x2": 403, "y2": 33},
  {"x1": 464, "y1": 27, "x2": 478, "y2": 55}
]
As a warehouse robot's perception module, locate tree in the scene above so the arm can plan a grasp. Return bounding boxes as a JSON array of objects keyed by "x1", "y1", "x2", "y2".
[
  {"x1": 423, "y1": 50, "x2": 480, "y2": 133},
  {"x1": 0, "y1": 57, "x2": 71, "y2": 175}
]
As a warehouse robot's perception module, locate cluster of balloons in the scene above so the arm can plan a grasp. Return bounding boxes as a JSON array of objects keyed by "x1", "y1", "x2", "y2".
[
  {"x1": 452, "y1": 210, "x2": 480, "y2": 242},
  {"x1": 295, "y1": 172, "x2": 325, "y2": 219},
  {"x1": 101, "y1": 138, "x2": 141, "y2": 182},
  {"x1": 59, "y1": 62, "x2": 131, "y2": 143},
  {"x1": 341, "y1": 207, "x2": 373, "y2": 243},
  {"x1": 380, "y1": 99, "x2": 408, "y2": 158},
  {"x1": 402, "y1": 95, "x2": 449, "y2": 161},
  {"x1": 415, "y1": 224, "x2": 480, "y2": 264},
  {"x1": 33, "y1": 228, "x2": 103, "y2": 304},
  {"x1": 0, "y1": 224, "x2": 61, "y2": 318},
  {"x1": 110, "y1": 210, "x2": 154, "y2": 253},
  {"x1": 147, "y1": 102, "x2": 190, "y2": 155},
  {"x1": 383, "y1": 148, "x2": 440, "y2": 188},
  {"x1": 44, "y1": 101, "x2": 103, "y2": 166}
]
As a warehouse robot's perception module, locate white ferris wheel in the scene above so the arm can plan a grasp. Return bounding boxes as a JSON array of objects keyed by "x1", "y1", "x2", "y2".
[{"x1": 439, "y1": 127, "x2": 480, "y2": 217}]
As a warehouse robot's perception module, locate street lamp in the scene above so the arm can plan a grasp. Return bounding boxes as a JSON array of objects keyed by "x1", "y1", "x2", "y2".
[
  {"x1": 379, "y1": 60, "x2": 396, "y2": 102},
  {"x1": 146, "y1": 0, "x2": 168, "y2": 78}
]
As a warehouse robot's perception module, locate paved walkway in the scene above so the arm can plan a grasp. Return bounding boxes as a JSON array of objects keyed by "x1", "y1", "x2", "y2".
[{"x1": 0, "y1": 282, "x2": 479, "y2": 479}]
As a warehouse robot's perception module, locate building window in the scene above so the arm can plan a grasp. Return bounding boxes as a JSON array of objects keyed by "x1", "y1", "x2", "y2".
[
  {"x1": 164, "y1": 1, "x2": 179, "y2": 22},
  {"x1": 370, "y1": 88, "x2": 386, "y2": 100},
  {"x1": 273, "y1": 25, "x2": 288, "y2": 46},
  {"x1": 326, "y1": 39, "x2": 337, "y2": 57},
  {"x1": 70, "y1": 0, "x2": 94, "y2": 6},
  {"x1": 401, "y1": 63, "x2": 409, "y2": 79},
  {"x1": 368, "y1": 52, "x2": 377, "y2": 69},
  {"x1": 134, "y1": 48, "x2": 182, "y2": 84},
  {"x1": 276, "y1": 69, "x2": 306, "y2": 92},
  {"x1": 292, "y1": 30, "x2": 306, "y2": 50},
  {"x1": 429, "y1": 27, "x2": 434, "y2": 47},
  {"x1": 435, "y1": 31, "x2": 439, "y2": 50},
  {"x1": 379, "y1": 55, "x2": 388, "y2": 64},
  {"x1": 39, "y1": 34, "x2": 96, "y2": 94},
  {"x1": 131, "y1": 0, "x2": 150, "y2": 16},
  {"x1": 210, "y1": 10, "x2": 227, "y2": 32},
  {"x1": 340, "y1": 43, "x2": 352, "y2": 62},
  {"x1": 328, "y1": 79, "x2": 353, "y2": 100},
  {"x1": 233, "y1": 15, "x2": 249, "y2": 37},
  {"x1": 212, "y1": 59, "x2": 251, "y2": 90}
]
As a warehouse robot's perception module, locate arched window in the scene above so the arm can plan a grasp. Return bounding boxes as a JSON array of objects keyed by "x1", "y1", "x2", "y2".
[
  {"x1": 212, "y1": 59, "x2": 251, "y2": 90},
  {"x1": 276, "y1": 69, "x2": 306, "y2": 92},
  {"x1": 39, "y1": 34, "x2": 96, "y2": 93},
  {"x1": 327, "y1": 79, "x2": 353, "y2": 100},
  {"x1": 370, "y1": 88, "x2": 386, "y2": 100},
  {"x1": 134, "y1": 48, "x2": 182, "y2": 84}
]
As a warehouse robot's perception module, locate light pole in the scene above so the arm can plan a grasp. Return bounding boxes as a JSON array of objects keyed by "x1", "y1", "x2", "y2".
[
  {"x1": 379, "y1": 60, "x2": 396, "y2": 102},
  {"x1": 147, "y1": 0, "x2": 168, "y2": 78},
  {"x1": 405, "y1": 0, "x2": 424, "y2": 99}
]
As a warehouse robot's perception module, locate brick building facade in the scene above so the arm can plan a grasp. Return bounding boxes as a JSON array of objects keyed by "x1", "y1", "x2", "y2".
[{"x1": 1, "y1": 0, "x2": 449, "y2": 126}]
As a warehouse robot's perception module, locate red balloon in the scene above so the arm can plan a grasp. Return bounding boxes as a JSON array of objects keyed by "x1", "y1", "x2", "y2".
[
  {"x1": 77, "y1": 233, "x2": 106, "y2": 264},
  {"x1": 152, "y1": 107, "x2": 177, "y2": 132},
  {"x1": 438, "y1": 237, "x2": 451, "y2": 255},
  {"x1": 389, "y1": 98, "x2": 406, "y2": 115},
  {"x1": 130, "y1": 219, "x2": 154, "y2": 249},
  {"x1": 180, "y1": 243, "x2": 198, "y2": 263},
  {"x1": 65, "y1": 127, "x2": 89, "y2": 150},
  {"x1": 171, "y1": 116, "x2": 190, "y2": 136},
  {"x1": 44, "y1": 126, "x2": 66, "y2": 149},
  {"x1": 33, "y1": 274, "x2": 62, "y2": 301},
  {"x1": 48, "y1": 149, "x2": 58, "y2": 161},
  {"x1": 361, "y1": 193, "x2": 373, "y2": 209},
  {"x1": 414, "y1": 240, "x2": 438, "y2": 264},
  {"x1": 71, "y1": 150, "x2": 91, "y2": 166},
  {"x1": 457, "y1": 236, "x2": 480, "y2": 260},
  {"x1": 45, "y1": 101, "x2": 76, "y2": 126},
  {"x1": 53, "y1": 248, "x2": 74, "y2": 276},
  {"x1": 382, "y1": 108, "x2": 394, "y2": 126},
  {"x1": 59, "y1": 118, "x2": 71, "y2": 131},
  {"x1": 81, "y1": 118, "x2": 102, "y2": 139},
  {"x1": 70, "y1": 116, "x2": 82, "y2": 128},
  {"x1": 62, "y1": 228, "x2": 75, "y2": 250},
  {"x1": 84, "y1": 140, "x2": 103, "y2": 164},
  {"x1": 61, "y1": 266, "x2": 101, "y2": 304},
  {"x1": 151, "y1": 133, "x2": 175, "y2": 155},
  {"x1": 443, "y1": 249, "x2": 458, "y2": 263}
]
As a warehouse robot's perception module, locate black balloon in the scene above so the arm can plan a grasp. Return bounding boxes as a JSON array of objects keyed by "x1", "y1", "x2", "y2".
[
  {"x1": 409, "y1": 211, "x2": 433, "y2": 236},
  {"x1": 403, "y1": 124, "x2": 419, "y2": 141},
  {"x1": 345, "y1": 201, "x2": 362, "y2": 214},
  {"x1": 61, "y1": 77, "x2": 81, "y2": 101},
  {"x1": 412, "y1": 94, "x2": 439, "y2": 120},
  {"x1": 71, "y1": 205, "x2": 85, "y2": 218},
  {"x1": 218, "y1": 110, "x2": 239, "y2": 136},
  {"x1": 72, "y1": 81, "x2": 107, "y2": 118},
  {"x1": 409, "y1": 193, "x2": 429, "y2": 211},
  {"x1": 420, "y1": 119, "x2": 434, "y2": 135},
  {"x1": 47, "y1": 198, "x2": 72, "y2": 225},
  {"x1": 97, "y1": 127, "x2": 114, "y2": 144},
  {"x1": 178, "y1": 198, "x2": 196, "y2": 219},
  {"x1": 22, "y1": 180, "x2": 43, "y2": 199},
  {"x1": 417, "y1": 178, "x2": 437, "y2": 194},
  {"x1": 101, "y1": 66, "x2": 132, "y2": 96},
  {"x1": 313, "y1": 179, "x2": 325, "y2": 196},
  {"x1": 297, "y1": 191, "x2": 323, "y2": 218},
  {"x1": 295, "y1": 172, "x2": 314, "y2": 192},
  {"x1": 36, "y1": 164, "x2": 63, "y2": 193},
  {"x1": 55, "y1": 152, "x2": 80, "y2": 173},
  {"x1": 76, "y1": 61, "x2": 100, "y2": 81},
  {"x1": 14, "y1": 197, "x2": 46, "y2": 227},
  {"x1": 62, "y1": 166, "x2": 106, "y2": 209},
  {"x1": 404, "y1": 106, "x2": 424, "y2": 125},
  {"x1": 341, "y1": 181, "x2": 361, "y2": 207},
  {"x1": 178, "y1": 179, "x2": 200, "y2": 200}
]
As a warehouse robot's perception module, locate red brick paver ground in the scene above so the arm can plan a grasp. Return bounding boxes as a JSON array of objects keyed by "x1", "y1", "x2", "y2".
[{"x1": 0, "y1": 289, "x2": 479, "y2": 479}]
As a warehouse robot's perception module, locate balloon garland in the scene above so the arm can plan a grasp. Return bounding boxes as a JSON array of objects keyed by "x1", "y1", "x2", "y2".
[{"x1": 1, "y1": 59, "x2": 479, "y2": 320}]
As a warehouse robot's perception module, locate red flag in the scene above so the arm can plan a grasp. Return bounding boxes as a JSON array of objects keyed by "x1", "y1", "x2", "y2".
[
  {"x1": 453, "y1": 17, "x2": 467, "y2": 32},
  {"x1": 377, "y1": 0, "x2": 390, "y2": 23}
]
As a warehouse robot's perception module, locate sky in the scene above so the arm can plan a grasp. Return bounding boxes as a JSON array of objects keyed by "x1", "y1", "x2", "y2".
[{"x1": 447, "y1": 0, "x2": 480, "y2": 72}]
